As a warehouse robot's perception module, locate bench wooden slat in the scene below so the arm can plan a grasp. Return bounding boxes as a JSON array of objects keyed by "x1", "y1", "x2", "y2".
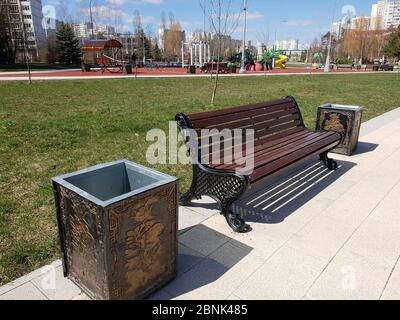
[
  {"x1": 252, "y1": 132, "x2": 336, "y2": 167},
  {"x1": 254, "y1": 129, "x2": 311, "y2": 151},
  {"x1": 205, "y1": 107, "x2": 300, "y2": 132},
  {"x1": 194, "y1": 106, "x2": 299, "y2": 138},
  {"x1": 212, "y1": 131, "x2": 335, "y2": 170},
  {"x1": 254, "y1": 120, "x2": 301, "y2": 141},
  {"x1": 191, "y1": 102, "x2": 296, "y2": 129},
  {"x1": 199, "y1": 118, "x2": 301, "y2": 159},
  {"x1": 198, "y1": 113, "x2": 300, "y2": 145},
  {"x1": 189, "y1": 97, "x2": 293, "y2": 122},
  {"x1": 203, "y1": 129, "x2": 312, "y2": 164},
  {"x1": 209, "y1": 131, "x2": 315, "y2": 169},
  {"x1": 253, "y1": 126, "x2": 305, "y2": 147},
  {"x1": 250, "y1": 134, "x2": 340, "y2": 182},
  {"x1": 251, "y1": 132, "x2": 324, "y2": 163},
  {"x1": 201, "y1": 128, "x2": 310, "y2": 165}
]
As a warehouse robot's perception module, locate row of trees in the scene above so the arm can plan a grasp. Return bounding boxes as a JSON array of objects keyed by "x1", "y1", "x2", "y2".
[
  {"x1": 52, "y1": 10, "x2": 185, "y2": 65},
  {"x1": 0, "y1": 5, "x2": 187, "y2": 64},
  {"x1": 312, "y1": 19, "x2": 400, "y2": 65},
  {"x1": 131, "y1": 10, "x2": 182, "y2": 64},
  {"x1": 0, "y1": 1, "x2": 243, "y2": 67}
]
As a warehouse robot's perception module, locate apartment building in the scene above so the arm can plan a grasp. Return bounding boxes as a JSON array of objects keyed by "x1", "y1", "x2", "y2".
[
  {"x1": 72, "y1": 22, "x2": 116, "y2": 39},
  {"x1": 351, "y1": 16, "x2": 371, "y2": 30},
  {"x1": 274, "y1": 39, "x2": 299, "y2": 51},
  {"x1": 371, "y1": 0, "x2": 400, "y2": 30},
  {"x1": 2, "y1": 0, "x2": 47, "y2": 62},
  {"x1": 331, "y1": 0, "x2": 400, "y2": 37}
]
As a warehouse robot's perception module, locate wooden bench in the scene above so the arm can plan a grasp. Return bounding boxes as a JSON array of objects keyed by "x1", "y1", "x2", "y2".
[
  {"x1": 336, "y1": 64, "x2": 354, "y2": 70},
  {"x1": 96, "y1": 57, "x2": 122, "y2": 73},
  {"x1": 176, "y1": 97, "x2": 341, "y2": 232},
  {"x1": 364, "y1": 64, "x2": 379, "y2": 71},
  {"x1": 96, "y1": 57, "x2": 113, "y2": 67},
  {"x1": 202, "y1": 62, "x2": 229, "y2": 74}
]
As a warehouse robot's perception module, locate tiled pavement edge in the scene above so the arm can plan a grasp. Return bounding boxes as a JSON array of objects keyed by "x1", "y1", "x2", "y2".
[{"x1": 1, "y1": 107, "x2": 400, "y2": 300}]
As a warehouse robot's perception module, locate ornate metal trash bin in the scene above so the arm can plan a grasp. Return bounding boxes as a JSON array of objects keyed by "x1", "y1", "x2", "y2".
[
  {"x1": 52, "y1": 160, "x2": 178, "y2": 300},
  {"x1": 316, "y1": 104, "x2": 363, "y2": 156}
]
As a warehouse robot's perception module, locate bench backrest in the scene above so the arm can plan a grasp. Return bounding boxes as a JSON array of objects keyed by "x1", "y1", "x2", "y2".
[
  {"x1": 207, "y1": 62, "x2": 228, "y2": 71},
  {"x1": 337, "y1": 64, "x2": 353, "y2": 69},
  {"x1": 178, "y1": 97, "x2": 305, "y2": 163}
]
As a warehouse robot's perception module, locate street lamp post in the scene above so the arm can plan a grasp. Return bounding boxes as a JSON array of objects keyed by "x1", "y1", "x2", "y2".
[
  {"x1": 89, "y1": 0, "x2": 96, "y2": 64},
  {"x1": 240, "y1": 0, "x2": 248, "y2": 74},
  {"x1": 324, "y1": 32, "x2": 332, "y2": 73},
  {"x1": 325, "y1": 0, "x2": 338, "y2": 73},
  {"x1": 89, "y1": 0, "x2": 94, "y2": 39}
]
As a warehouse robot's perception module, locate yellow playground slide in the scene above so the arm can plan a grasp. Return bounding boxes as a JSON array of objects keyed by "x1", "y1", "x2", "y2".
[{"x1": 275, "y1": 54, "x2": 288, "y2": 69}]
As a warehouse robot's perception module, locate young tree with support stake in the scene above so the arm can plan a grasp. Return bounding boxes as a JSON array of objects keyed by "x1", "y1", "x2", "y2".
[{"x1": 200, "y1": 0, "x2": 241, "y2": 105}]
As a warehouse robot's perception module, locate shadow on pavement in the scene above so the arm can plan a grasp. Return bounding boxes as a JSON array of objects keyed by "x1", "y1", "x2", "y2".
[{"x1": 235, "y1": 159, "x2": 356, "y2": 224}]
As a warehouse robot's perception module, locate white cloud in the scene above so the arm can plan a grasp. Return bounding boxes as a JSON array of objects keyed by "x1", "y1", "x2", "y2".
[
  {"x1": 245, "y1": 12, "x2": 264, "y2": 21},
  {"x1": 281, "y1": 20, "x2": 313, "y2": 27},
  {"x1": 230, "y1": 11, "x2": 264, "y2": 21},
  {"x1": 79, "y1": 5, "x2": 156, "y2": 32},
  {"x1": 106, "y1": 0, "x2": 164, "y2": 5}
]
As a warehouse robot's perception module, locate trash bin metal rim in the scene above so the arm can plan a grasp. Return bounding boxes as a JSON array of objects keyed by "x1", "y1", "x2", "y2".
[
  {"x1": 319, "y1": 103, "x2": 364, "y2": 111},
  {"x1": 52, "y1": 159, "x2": 177, "y2": 208}
]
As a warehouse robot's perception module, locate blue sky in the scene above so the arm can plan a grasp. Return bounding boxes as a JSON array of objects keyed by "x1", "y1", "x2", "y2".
[{"x1": 44, "y1": 0, "x2": 376, "y2": 45}]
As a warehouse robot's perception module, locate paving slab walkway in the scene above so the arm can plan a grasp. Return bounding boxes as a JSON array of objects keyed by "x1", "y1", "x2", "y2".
[{"x1": 1, "y1": 108, "x2": 400, "y2": 300}]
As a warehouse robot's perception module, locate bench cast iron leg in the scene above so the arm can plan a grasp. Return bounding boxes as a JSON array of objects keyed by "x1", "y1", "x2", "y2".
[
  {"x1": 319, "y1": 152, "x2": 338, "y2": 170},
  {"x1": 223, "y1": 203, "x2": 252, "y2": 233},
  {"x1": 179, "y1": 182, "x2": 200, "y2": 206},
  {"x1": 179, "y1": 165, "x2": 251, "y2": 233}
]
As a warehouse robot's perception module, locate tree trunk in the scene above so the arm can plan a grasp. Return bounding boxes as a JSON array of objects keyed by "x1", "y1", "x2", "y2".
[{"x1": 211, "y1": 40, "x2": 221, "y2": 105}]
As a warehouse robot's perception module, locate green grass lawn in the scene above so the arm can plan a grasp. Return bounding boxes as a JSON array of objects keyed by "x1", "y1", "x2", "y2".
[{"x1": 0, "y1": 73, "x2": 399, "y2": 285}]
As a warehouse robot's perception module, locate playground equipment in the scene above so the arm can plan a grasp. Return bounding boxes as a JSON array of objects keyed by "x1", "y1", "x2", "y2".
[
  {"x1": 312, "y1": 52, "x2": 324, "y2": 69},
  {"x1": 229, "y1": 50, "x2": 255, "y2": 71},
  {"x1": 275, "y1": 54, "x2": 288, "y2": 69},
  {"x1": 262, "y1": 49, "x2": 288, "y2": 69},
  {"x1": 181, "y1": 41, "x2": 211, "y2": 68},
  {"x1": 81, "y1": 39, "x2": 125, "y2": 73}
]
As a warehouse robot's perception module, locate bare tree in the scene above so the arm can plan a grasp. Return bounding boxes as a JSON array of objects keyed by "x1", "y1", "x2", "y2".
[
  {"x1": 58, "y1": 0, "x2": 72, "y2": 23},
  {"x1": 108, "y1": 1, "x2": 123, "y2": 34},
  {"x1": 161, "y1": 11, "x2": 167, "y2": 30},
  {"x1": 168, "y1": 12, "x2": 175, "y2": 28},
  {"x1": 200, "y1": 0, "x2": 241, "y2": 105},
  {"x1": 133, "y1": 10, "x2": 145, "y2": 65},
  {"x1": 257, "y1": 24, "x2": 270, "y2": 75},
  {"x1": 199, "y1": 0, "x2": 208, "y2": 34},
  {"x1": 133, "y1": 10, "x2": 142, "y2": 34},
  {"x1": 257, "y1": 24, "x2": 270, "y2": 47},
  {"x1": 164, "y1": 21, "x2": 184, "y2": 61}
]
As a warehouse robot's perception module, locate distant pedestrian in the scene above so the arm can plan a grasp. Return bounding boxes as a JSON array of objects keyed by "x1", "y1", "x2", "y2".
[{"x1": 130, "y1": 52, "x2": 137, "y2": 67}]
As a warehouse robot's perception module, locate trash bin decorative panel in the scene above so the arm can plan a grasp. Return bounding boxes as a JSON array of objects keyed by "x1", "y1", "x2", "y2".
[
  {"x1": 316, "y1": 104, "x2": 363, "y2": 156},
  {"x1": 53, "y1": 160, "x2": 178, "y2": 300}
]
